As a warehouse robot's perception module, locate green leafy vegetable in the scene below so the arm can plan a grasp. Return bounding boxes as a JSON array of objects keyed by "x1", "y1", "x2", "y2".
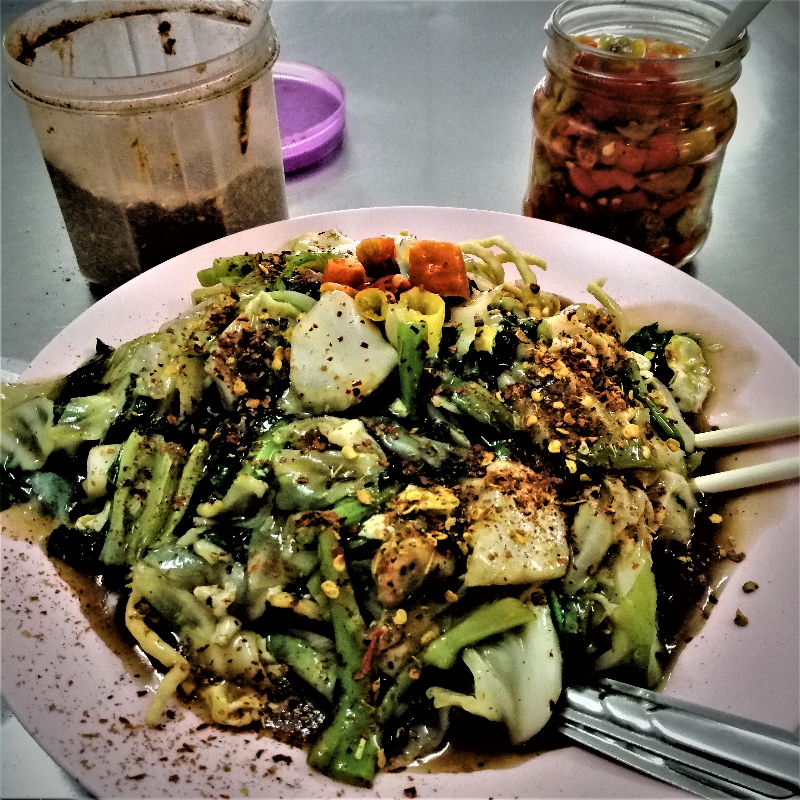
[
  {"x1": 307, "y1": 528, "x2": 381, "y2": 787},
  {"x1": 626, "y1": 323, "x2": 675, "y2": 385},
  {"x1": 395, "y1": 319, "x2": 428, "y2": 417},
  {"x1": 423, "y1": 598, "x2": 535, "y2": 670},
  {"x1": 664, "y1": 335, "x2": 711, "y2": 413},
  {"x1": 427, "y1": 603, "x2": 562, "y2": 744},
  {"x1": 593, "y1": 541, "x2": 663, "y2": 687}
]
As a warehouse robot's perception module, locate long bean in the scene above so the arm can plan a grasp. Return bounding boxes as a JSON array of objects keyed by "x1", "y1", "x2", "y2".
[
  {"x1": 307, "y1": 528, "x2": 381, "y2": 787},
  {"x1": 396, "y1": 319, "x2": 429, "y2": 417}
]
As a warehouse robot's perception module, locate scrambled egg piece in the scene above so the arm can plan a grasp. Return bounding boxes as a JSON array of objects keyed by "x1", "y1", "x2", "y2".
[{"x1": 392, "y1": 485, "x2": 460, "y2": 516}]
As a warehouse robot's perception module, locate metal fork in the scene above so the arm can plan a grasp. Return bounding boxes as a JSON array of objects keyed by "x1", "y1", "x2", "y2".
[{"x1": 557, "y1": 679, "x2": 800, "y2": 799}]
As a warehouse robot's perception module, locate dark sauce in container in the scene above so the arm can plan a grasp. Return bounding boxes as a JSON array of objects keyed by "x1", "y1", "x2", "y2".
[
  {"x1": 6, "y1": 0, "x2": 288, "y2": 291},
  {"x1": 46, "y1": 162, "x2": 287, "y2": 290}
]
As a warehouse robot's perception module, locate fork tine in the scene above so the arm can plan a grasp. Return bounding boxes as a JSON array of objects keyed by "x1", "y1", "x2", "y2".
[
  {"x1": 558, "y1": 708, "x2": 796, "y2": 798},
  {"x1": 557, "y1": 682, "x2": 800, "y2": 800}
]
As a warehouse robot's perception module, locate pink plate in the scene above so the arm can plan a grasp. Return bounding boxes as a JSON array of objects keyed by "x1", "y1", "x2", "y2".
[{"x1": 3, "y1": 207, "x2": 798, "y2": 799}]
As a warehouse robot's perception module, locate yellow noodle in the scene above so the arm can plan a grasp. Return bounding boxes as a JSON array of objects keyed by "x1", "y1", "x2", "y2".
[{"x1": 124, "y1": 587, "x2": 191, "y2": 727}]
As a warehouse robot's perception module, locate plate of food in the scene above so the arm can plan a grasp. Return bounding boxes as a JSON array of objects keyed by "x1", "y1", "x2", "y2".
[{"x1": 2, "y1": 206, "x2": 798, "y2": 799}]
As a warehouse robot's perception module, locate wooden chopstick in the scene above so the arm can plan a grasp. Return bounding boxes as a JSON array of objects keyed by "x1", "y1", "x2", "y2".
[
  {"x1": 694, "y1": 415, "x2": 800, "y2": 449},
  {"x1": 690, "y1": 456, "x2": 800, "y2": 494}
]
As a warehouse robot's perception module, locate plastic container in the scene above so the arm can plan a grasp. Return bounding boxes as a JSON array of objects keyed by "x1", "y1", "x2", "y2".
[
  {"x1": 522, "y1": 0, "x2": 749, "y2": 267},
  {"x1": 4, "y1": 0, "x2": 288, "y2": 288},
  {"x1": 274, "y1": 61, "x2": 345, "y2": 173}
]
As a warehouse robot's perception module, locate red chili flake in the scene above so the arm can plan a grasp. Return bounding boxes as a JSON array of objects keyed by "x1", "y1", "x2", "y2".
[{"x1": 356, "y1": 626, "x2": 385, "y2": 678}]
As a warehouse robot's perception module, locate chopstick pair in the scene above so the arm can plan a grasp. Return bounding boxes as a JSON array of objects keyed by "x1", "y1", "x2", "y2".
[{"x1": 690, "y1": 415, "x2": 800, "y2": 494}]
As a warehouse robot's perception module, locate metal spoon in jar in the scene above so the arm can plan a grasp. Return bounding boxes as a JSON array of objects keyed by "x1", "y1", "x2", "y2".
[{"x1": 699, "y1": 0, "x2": 771, "y2": 54}]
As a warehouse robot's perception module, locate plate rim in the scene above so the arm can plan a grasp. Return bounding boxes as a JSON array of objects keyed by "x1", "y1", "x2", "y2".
[{"x1": 25, "y1": 205, "x2": 799, "y2": 379}]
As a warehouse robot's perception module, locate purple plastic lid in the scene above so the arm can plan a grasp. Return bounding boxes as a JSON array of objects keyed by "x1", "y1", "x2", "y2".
[{"x1": 273, "y1": 61, "x2": 345, "y2": 173}]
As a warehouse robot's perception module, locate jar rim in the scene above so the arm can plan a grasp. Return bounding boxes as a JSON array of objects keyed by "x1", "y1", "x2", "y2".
[
  {"x1": 547, "y1": 0, "x2": 750, "y2": 69},
  {"x1": 3, "y1": 0, "x2": 279, "y2": 111}
]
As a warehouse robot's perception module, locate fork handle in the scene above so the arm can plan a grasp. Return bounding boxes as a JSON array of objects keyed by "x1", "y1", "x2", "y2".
[{"x1": 557, "y1": 679, "x2": 800, "y2": 799}]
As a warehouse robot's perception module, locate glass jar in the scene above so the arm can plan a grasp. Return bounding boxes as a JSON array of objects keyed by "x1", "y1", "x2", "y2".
[{"x1": 523, "y1": 0, "x2": 749, "y2": 267}]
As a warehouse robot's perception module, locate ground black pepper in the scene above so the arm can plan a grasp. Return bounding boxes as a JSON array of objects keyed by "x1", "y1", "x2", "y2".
[{"x1": 46, "y1": 161, "x2": 286, "y2": 288}]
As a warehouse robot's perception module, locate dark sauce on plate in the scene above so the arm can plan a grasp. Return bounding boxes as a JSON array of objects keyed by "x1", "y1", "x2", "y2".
[
  {"x1": 410, "y1": 715, "x2": 565, "y2": 775},
  {"x1": 1, "y1": 505, "x2": 157, "y2": 684},
  {"x1": 0, "y1": 449, "x2": 764, "y2": 776}
]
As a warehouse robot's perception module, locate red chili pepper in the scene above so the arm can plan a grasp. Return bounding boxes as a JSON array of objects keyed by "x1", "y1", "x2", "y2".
[
  {"x1": 368, "y1": 273, "x2": 410, "y2": 296},
  {"x1": 356, "y1": 237, "x2": 398, "y2": 279},
  {"x1": 642, "y1": 133, "x2": 680, "y2": 171},
  {"x1": 568, "y1": 164, "x2": 638, "y2": 197},
  {"x1": 615, "y1": 143, "x2": 648, "y2": 174},
  {"x1": 658, "y1": 193, "x2": 692, "y2": 218},
  {"x1": 321, "y1": 257, "x2": 367, "y2": 288},
  {"x1": 580, "y1": 94, "x2": 625, "y2": 122},
  {"x1": 574, "y1": 51, "x2": 598, "y2": 71},
  {"x1": 608, "y1": 189, "x2": 649, "y2": 213},
  {"x1": 407, "y1": 241, "x2": 471, "y2": 299},
  {"x1": 357, "y1": 626, "x2": 385, "y2": 678}
]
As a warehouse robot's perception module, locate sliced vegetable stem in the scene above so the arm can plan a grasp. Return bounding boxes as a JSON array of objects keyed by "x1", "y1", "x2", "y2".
[
  {"x1": 308, "y1": 528, "x2": 381, "y2": 787},
  {"x1": 441, "y1": 373, "x2": 516, "y2": 431},
  {"x1": 396, "y1": 320, "x2": 429, "y2": 417},
  {"x1": 159, "y1": 439, "x2": 209, "y2": 542},
  {"x1": 422, "y1": 597, "x2": 535, "y2": 670},
  {"x1": 265, "y1": 634, "x2": 337, "y2": 701},
  {"x1": 100, "y1": 429, "x2": 144, "y2": 565},
  {"x1": 624, "y1": 358, "x2": 685, "y2": 446}
]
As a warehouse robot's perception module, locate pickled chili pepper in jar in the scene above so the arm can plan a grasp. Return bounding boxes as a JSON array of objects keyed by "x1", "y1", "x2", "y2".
[{"x1": 523, "y1": 0, "x2": 749, "y2": 267}]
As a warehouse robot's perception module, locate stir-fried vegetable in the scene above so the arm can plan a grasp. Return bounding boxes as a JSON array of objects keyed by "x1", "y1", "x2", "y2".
[
  {"x1": 0, "y1": 229, "x2": 719, "y2": 787},
  {"x1": 427, "y1": 603, "x2": 562, "y2": 744}
]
